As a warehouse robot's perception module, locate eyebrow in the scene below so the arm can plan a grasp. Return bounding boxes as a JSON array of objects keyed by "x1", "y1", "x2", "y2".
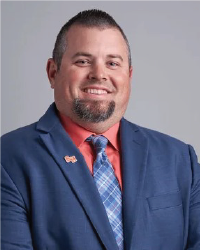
[
  {"x1": 72, "y1": 52, "x2": 123, "y2": 62},
  {"x1": 107, "y1": 54, "x2": 123, "y2": 62},
  {"x1": 72, "y1": 52, "x2": 93, "y2": 59}
]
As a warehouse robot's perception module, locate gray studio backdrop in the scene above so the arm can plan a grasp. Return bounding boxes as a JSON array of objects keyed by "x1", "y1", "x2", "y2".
[{"x1": 1, "y1": 1, "x2": 200, "y2": 158}]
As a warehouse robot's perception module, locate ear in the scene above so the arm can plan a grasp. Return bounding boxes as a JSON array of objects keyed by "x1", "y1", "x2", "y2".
[
  {"x1": 46, "y1": 58, "x2": 58, "y2": 89},
  {"x1": 129, "y1": 66, "x2": 133, "y2": 79}
]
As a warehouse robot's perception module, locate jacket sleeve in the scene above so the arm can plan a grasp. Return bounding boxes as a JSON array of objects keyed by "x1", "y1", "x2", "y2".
[
  {"x1": 1, "y1": 165, "x2": 34, "y2": 250},
  {"x1": 186, "y1": 145, "x2": 200, "y2": 249}
]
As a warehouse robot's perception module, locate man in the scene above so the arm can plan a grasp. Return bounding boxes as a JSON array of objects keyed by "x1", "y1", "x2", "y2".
[{"x1": 1, "y1": 9, "x2": 200, "y2": 250}]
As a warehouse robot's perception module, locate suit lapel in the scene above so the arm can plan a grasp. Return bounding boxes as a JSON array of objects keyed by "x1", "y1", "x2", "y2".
[
  {"x1": 36, "y1": 104, "x2": 119, "y2": 250},
  {"x1": 120, "y1": 119, "x2": 149, "y2": 250}
]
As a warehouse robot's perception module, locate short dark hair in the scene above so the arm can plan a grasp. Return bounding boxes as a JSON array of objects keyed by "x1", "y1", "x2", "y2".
[{"x1": 52, "y1": 9, "x2": 132, "y2": 70}]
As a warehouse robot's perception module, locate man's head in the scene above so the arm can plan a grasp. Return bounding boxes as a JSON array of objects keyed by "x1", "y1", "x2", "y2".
[
  {"x1": 52, "y1": 9, "x2": 132, "y2": 71},
  {"x1": 47, "y1": 9, "x2": 133, "y2": 133}
]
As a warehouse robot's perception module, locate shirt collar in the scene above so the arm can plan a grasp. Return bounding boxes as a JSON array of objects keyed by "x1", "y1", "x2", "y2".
[{"x1": 58, "y1": 113, "x2": 120, "y2": 151}]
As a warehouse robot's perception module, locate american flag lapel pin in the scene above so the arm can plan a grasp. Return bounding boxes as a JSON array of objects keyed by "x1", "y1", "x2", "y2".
[{"x1": 64, "y1": 155, "x2": 77, "y2": 163}]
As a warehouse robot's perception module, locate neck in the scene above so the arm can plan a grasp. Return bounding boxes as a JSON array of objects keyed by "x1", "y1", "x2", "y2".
[{"x1": 69, "y1": 116, "x2": 121, "y2": 134}]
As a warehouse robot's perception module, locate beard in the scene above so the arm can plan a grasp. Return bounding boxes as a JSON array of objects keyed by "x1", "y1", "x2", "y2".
[{"x1": 72, "y1": 98, "x2": 115, "y2": 123}]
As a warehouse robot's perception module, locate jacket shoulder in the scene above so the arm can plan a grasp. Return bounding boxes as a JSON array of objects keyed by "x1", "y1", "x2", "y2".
[
  {"x1": 2, "y1": 122, "x2": 37, "y2": 142},
  {"x1": 124, "y1": 119, "x2": 189, "y2": 152},
  {"x1": 1, "y1": 123, "x2": 39, "y2": 158}
]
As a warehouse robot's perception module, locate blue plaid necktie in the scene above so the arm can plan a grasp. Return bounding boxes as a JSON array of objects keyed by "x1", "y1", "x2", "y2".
[{"x1": 87, "y1": 135, "x2": 124, "y2": 250}]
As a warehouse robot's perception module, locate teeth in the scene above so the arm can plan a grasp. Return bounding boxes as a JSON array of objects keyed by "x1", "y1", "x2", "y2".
[{"x1": 84, "y1": 89, "x2": 108, "y2": 95}]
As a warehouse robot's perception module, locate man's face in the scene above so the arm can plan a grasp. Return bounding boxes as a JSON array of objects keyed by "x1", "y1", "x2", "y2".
[{"x1": 47, "y1": 25, "x2": 132, "y2": 131}]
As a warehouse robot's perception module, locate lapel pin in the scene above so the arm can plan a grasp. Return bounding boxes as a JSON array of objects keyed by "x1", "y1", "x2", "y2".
[{"x1": 64, "y1": 155, "x2": 77, "y2": 163}]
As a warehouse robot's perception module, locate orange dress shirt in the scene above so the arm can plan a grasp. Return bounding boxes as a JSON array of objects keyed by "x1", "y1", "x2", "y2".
[{"x1": 59, "y1": 113, "x2": 122, "y2": 189}]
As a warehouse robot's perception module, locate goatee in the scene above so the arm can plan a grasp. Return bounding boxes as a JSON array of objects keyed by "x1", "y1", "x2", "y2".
[{"x1": 72, "y1": 98, "x2": 115, "y2": 123}]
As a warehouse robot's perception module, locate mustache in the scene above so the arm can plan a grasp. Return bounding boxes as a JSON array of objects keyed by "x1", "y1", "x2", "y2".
[{"x1": 82, "y1": 80, "x2": 115, "y2": 92}]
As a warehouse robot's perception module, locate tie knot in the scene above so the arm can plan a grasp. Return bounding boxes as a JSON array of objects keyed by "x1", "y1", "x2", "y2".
[{"x1": 87, "y1": 135, "x2": 108, "y2": 154}]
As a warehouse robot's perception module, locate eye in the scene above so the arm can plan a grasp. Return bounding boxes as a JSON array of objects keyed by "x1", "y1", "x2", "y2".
[
  {"x1": 108, "y1": 61, "x2": 120, "y2": 68},
  {"x1": 75, "y1": 59, "x2": 91, "y2": 66}
]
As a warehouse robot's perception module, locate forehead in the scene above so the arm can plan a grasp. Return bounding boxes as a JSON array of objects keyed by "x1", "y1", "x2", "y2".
[{"x1": 64, "y1": 25, "x2": 128, "y2": 58}]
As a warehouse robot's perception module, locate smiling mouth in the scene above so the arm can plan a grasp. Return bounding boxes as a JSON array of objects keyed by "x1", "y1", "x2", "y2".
[{"x1": 84, "y1": 88, "x2": 109, "y2": 95}]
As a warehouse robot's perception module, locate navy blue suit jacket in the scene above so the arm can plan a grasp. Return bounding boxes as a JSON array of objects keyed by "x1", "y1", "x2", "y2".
[{"x1": 1, "y1": 103, "x2": 200, "y2": 250}]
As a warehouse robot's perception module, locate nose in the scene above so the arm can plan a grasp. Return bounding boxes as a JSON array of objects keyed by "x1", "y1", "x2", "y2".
[{"x1": 88, "y1": 63, "x2": 107, "y2": 81}]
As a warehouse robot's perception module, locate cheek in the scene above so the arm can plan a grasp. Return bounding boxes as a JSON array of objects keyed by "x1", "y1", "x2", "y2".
[
  {"x1": 55, "y1": 74, "x2": 85, "y2": 101},
  {"x1": 115, "y1": 74, "x2": 131, "y2": 92},
  {"x1": 121, "y1": 86, "x2": 130, "y2": 104},
  {"x1": 67, "y1": 67, "x2": 87, "y2": 82},
  {"x1": 62, "y1": 70, "x2": 87, "y2": 93},
  {"x1": 116, "y1": 75, "x2": 131, "y2": 103},
  {"x1": 53, "y1": 77, "x2": 70, "y2": 102}
]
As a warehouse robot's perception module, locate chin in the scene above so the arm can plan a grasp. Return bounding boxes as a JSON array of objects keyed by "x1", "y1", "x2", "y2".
[{"x1": 72, "y1": 98, "x2": 115, "y2": 123}]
